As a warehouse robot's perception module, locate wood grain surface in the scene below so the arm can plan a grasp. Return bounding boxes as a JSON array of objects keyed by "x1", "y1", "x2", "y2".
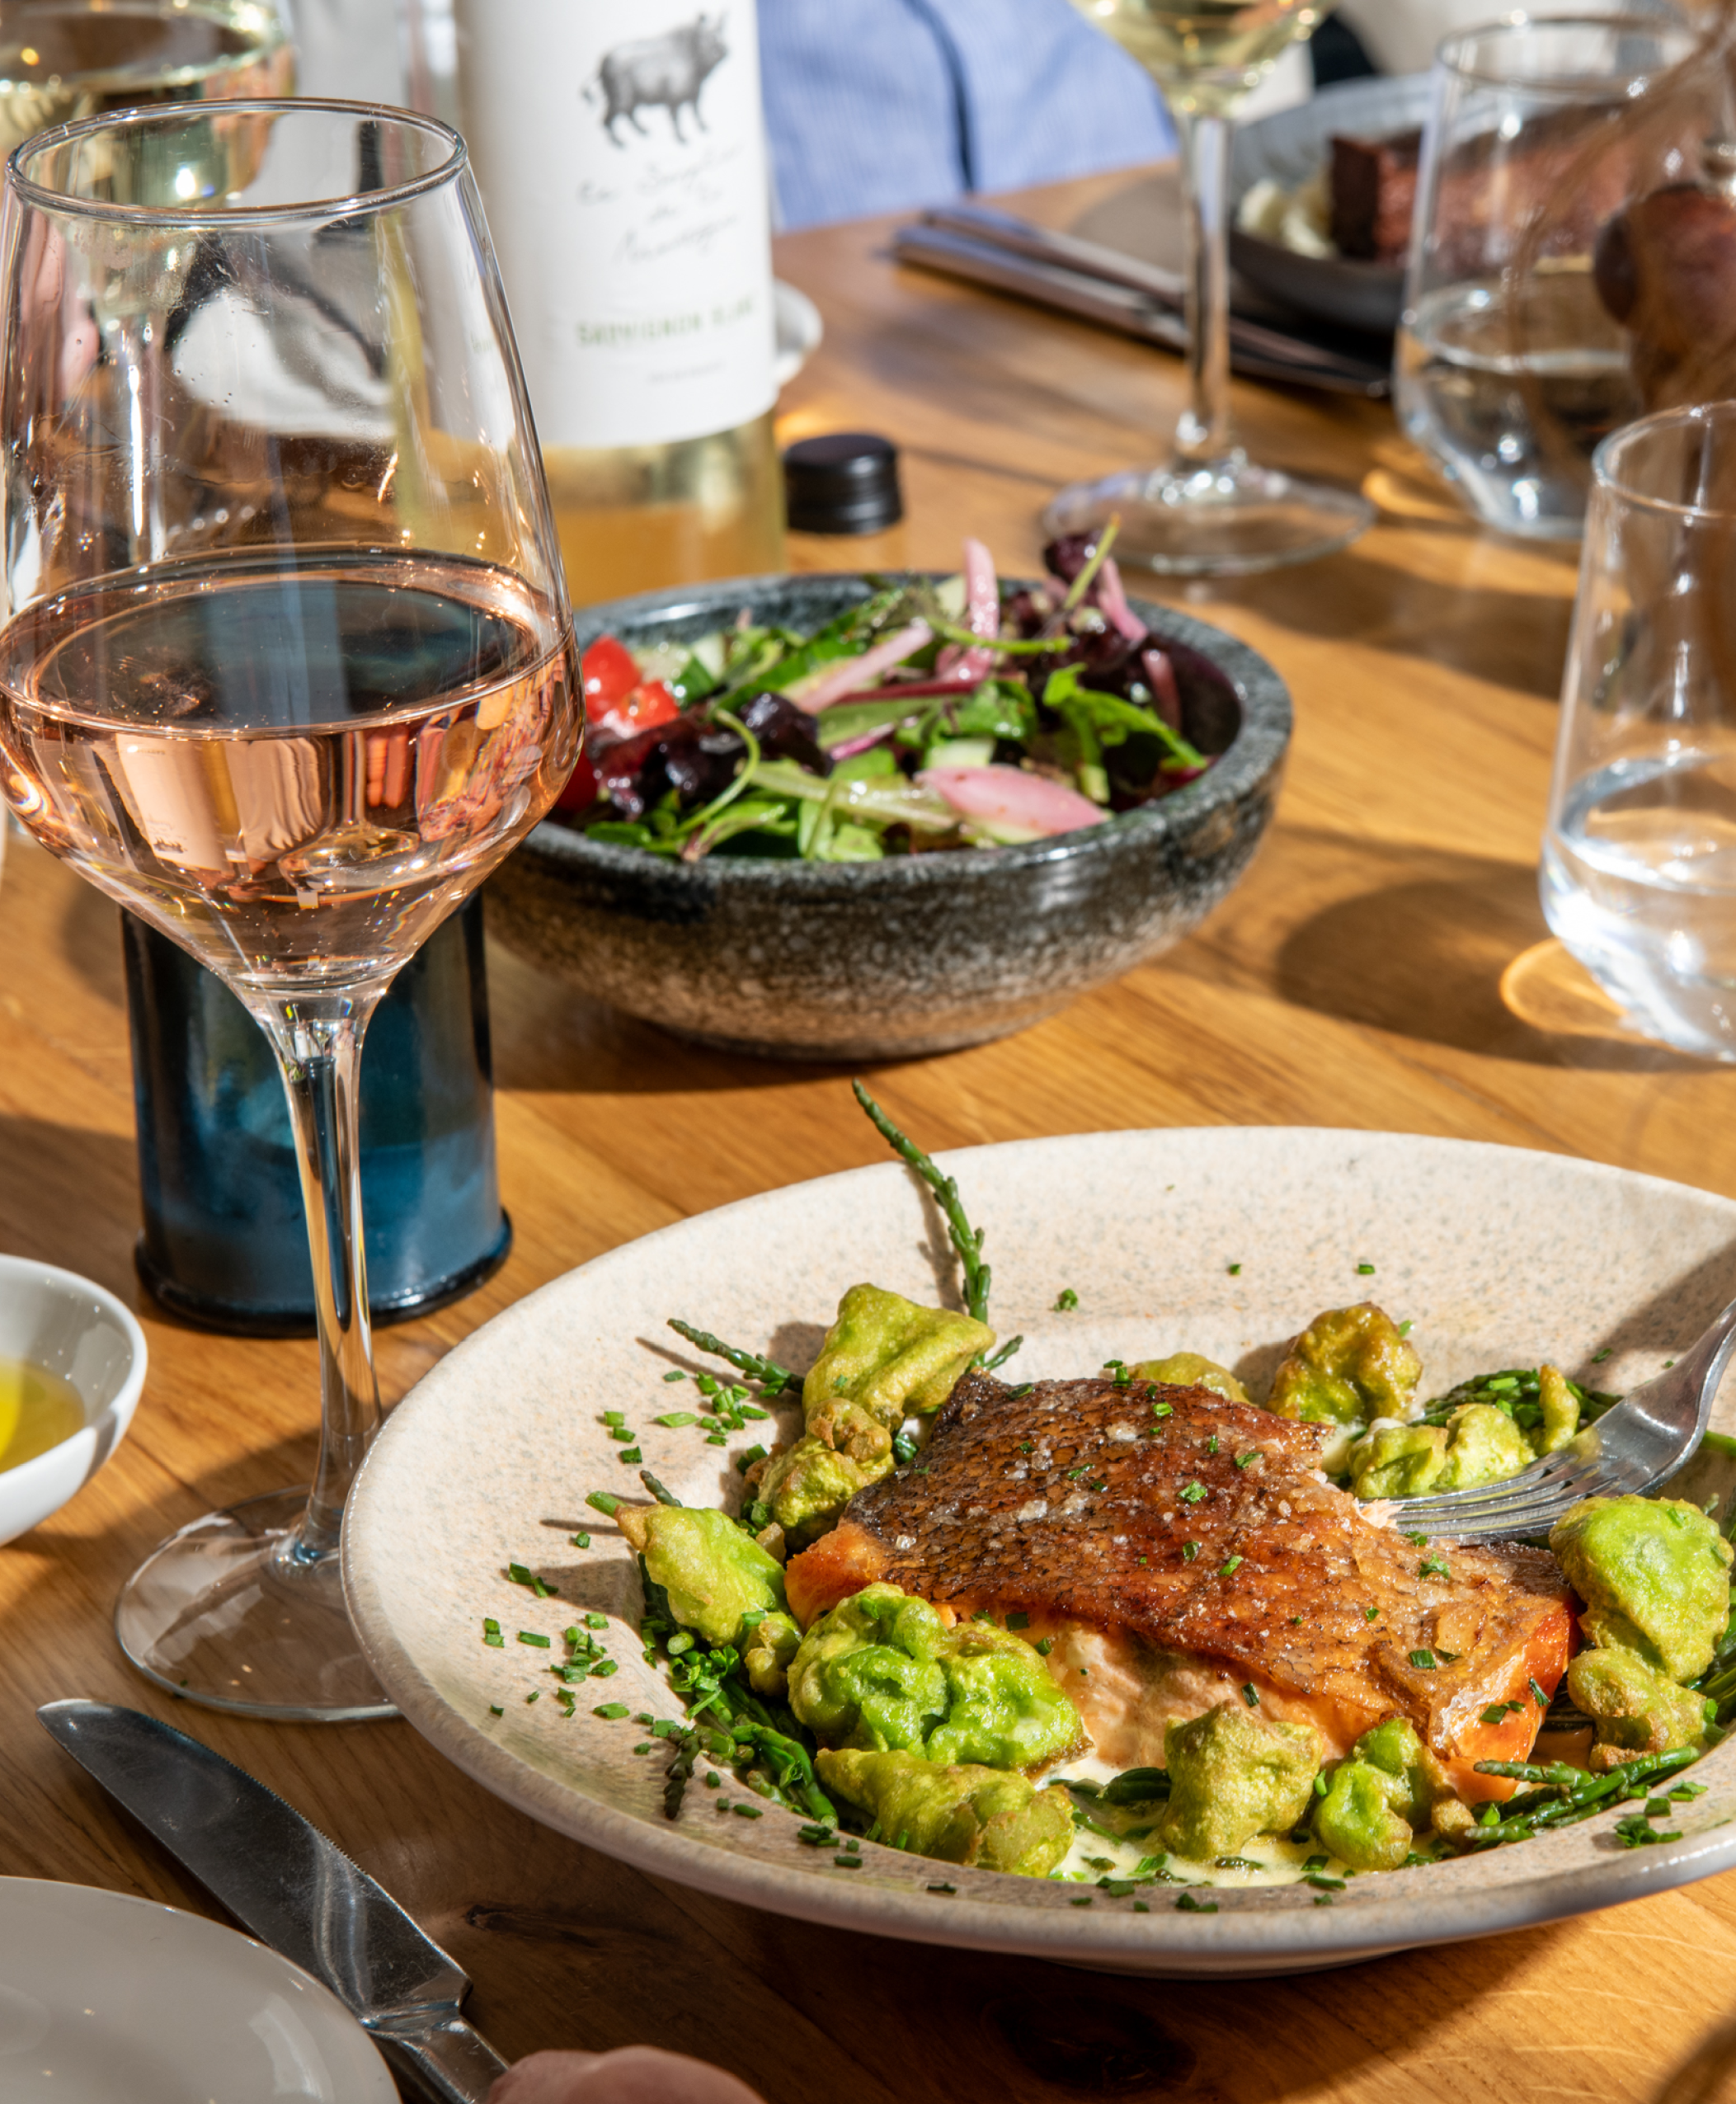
[{"x1": 3, "y1": 167, "x2": 1734, "y2": 2103}]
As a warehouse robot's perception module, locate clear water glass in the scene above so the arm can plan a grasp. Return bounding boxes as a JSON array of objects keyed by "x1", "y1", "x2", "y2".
[
  {"x1": 1395, "y1": 14, "x2": 1699, "y2": 540},
  {"x1": 1543, "y1": 402, "x2": 1736, "y2": 1058}
]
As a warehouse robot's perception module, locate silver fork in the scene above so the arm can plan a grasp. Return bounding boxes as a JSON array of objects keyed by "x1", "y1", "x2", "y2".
[{"x1": 1386, "y1": 1296, "x2": 1736, "y2": 1542}]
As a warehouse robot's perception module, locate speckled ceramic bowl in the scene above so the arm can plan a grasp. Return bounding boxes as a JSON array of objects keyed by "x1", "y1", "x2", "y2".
[{"x1": 485, "y1": 574, "x2": 1291, "y2": 1060}]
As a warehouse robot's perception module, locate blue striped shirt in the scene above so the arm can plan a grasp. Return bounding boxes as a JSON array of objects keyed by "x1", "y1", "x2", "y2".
[{"x1": 760, "y1": 0, "x2": 1177, "y2": 229}]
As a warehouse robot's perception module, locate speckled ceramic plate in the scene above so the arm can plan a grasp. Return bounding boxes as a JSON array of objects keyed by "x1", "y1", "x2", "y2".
[{"x1": 343, "y1": 1127, "x2": 1736, "y2": 1978}]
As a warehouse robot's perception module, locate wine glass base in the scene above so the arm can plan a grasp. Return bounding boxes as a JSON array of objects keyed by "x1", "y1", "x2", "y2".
[
  {"x1": 115, "y1": 1487, "x2": 397, "y2": 1723},
  {"x1": 1042, "y1": 458, "x2": 1374, "y2": 577}
]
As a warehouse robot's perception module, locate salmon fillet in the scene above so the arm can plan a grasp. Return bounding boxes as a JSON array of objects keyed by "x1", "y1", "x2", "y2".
[{"x1": 786, "y1": 1372, "x2": 1574, "y2": 1800}]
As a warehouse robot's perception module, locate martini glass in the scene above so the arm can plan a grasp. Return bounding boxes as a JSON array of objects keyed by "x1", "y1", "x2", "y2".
[
  {"x1": 1048, "y1": 0, "x2": 1374, "y2": 575},
  {"x1": 0, "y1": 101, "x2": 581, "y2": 1719}
]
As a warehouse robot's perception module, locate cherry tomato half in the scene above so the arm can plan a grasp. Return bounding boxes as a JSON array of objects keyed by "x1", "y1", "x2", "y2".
[
  {"x1": 581, "y1": 636, "x2": 682, "y2": 742},
  {"x1": 581, "y1": 635, "x2": 639, "y2": 717}
]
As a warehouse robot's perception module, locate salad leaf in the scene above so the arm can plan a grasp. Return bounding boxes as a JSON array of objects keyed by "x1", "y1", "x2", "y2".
[{"x1": 1042, "y1": 665, "x2": 1207, "y2": 774}]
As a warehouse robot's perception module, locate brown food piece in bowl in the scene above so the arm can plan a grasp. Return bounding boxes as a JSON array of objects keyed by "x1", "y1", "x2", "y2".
[{"x1": 1330, "y1": 129, "x2": 1422, "y2": 262}]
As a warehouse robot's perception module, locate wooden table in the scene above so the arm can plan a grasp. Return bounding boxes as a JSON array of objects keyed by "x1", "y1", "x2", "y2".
[{"x1": 4, "y1": 167, "x2": 1734, "y2": 2104}]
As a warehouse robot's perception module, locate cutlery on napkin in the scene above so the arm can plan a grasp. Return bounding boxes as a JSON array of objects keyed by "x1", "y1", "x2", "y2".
[
  {"x1": 891, "y1": 201, "x2": 1392, "y2": 398},
  {"x1": 38, "y1": 1698, "x2": 507, "y2": 2104}
]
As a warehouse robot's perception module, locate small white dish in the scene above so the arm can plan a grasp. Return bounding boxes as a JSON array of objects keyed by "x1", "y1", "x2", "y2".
[
  {"x1": 0, "y1": 1256, "x2": 146, "y2": 1550},
  {"x1": 0, "y1": 1877, "x2": 395, "y2": 2099},
  {"x1": 774, "y1": 279, "x2": 822, "y2": 388},
  {"x1": 344, "y1": 1126, "x2": 1736, "y2": 1979}
]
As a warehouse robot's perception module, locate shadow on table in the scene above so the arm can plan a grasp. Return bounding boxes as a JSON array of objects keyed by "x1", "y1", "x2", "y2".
[
  {"x1": 1230, "y1": 829, "x2": 1713, "y2": 1075},
  {"x1": 482, "y1": 919, "x2": 872, "y2": 1099},
  {"x1": 1198, "y1": 543, "x2": 1575, "y2": 702},
  {"x1": 0, "y1": 1113, "x2": 138, "y2": 1293},
  {"x1": 1658, "y1": 2014, "x2": 1736, "y2": 2104}
]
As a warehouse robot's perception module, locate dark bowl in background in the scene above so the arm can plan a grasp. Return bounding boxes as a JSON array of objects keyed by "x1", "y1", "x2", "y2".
[{"x1": 486, "y1": 573, "x2": 1292, "y2": 1061}]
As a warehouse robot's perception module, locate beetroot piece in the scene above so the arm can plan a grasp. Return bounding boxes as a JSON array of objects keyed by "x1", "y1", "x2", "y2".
[
  {"x1": 735, "y1": 690, "x2": 831, "y2": 774},
  {"x1": 593, "y1": 714, "x2": 743, "y2": 818}
]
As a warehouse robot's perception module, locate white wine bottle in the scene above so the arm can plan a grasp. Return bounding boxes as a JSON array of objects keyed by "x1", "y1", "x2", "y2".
[{"x1": 451, "y1": 0, "x2": 784, "y2": 605}]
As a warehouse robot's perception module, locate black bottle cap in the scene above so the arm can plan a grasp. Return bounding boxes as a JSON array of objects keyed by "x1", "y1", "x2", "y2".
[{"x1": 783, "y1": 431, "x2": 903, "y2": 535}]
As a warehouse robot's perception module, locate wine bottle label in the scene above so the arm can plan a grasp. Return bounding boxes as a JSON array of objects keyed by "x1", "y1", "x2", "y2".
[{"x1": 455, "y1": 0, "x2": 777, "y2": 452}]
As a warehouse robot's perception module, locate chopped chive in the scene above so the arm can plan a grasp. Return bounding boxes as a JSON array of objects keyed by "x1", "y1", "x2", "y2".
[
  {"x1": 1054, "y1": 1287, "x2": 1080, "y2": 1311},
  {"x1": 1070, "y1": 1896, "x2": 1093, "y2": 1907},
  {"x1": 1530, "y1": 1678, "x2": 1550, "y2": 1708},
  {"x1": 594, "y1": 1702, "x2": 629, "y2": 1719},
  {"x1": 928, "y1": 1882, "x2": 957, "y2": 1894},
  {"x1": 590, "y1": 1659, "x2": 619, "y2": 1678},
  {"x1": 1206, "y1": 1437, "x2": 1220, "y2": 1455},
  {"x1": 584, "y1": 1612, "x2": 609, "y2": 1630},
  {"x1": 1174, "y1": 1890, "x2": 1217, "y2": 1913},
  {"x1": 1221, "y1": 1556, "x2": 1244, "y2": 1576},
  {"x1": 1356, "y1": 1262, "x2": 1376, "y2": 1275},
  {"x1": 1364, "y1": 1606, "x2": 1380, "y2": 1622},
  {"x1": 1398, "y1": 1320, "x2": 1414, "y2": 1338},
  {"x1": 618, "y1": 1447, "x2": 643, "y2": 1465},
  {"x1": 1182, "y1": 1542, "x2": 1199, "y2": 1563},
  {"x1": 482, "y1": 1617, "x2": 503, "y2": 1648},
  {"x1": 1419, "y1": 1555, "x2": 1451, "y2": 1579},
  {"x1": 526, "y1": 1690, "x2": 540, "y2": 1704},
  {"x1": 1240, "y1": 1683, "x2": 1259, "y2": 1707},
  {"x1": 662, "y1": 1369, "x2": 686, "y2": 1383},
  {"x1": 603, "y1": 1411, "x2": 626, "y2": 1426},
  {"x1": 655, "y1": 1412, "x2": 699, "y2": 1429},
  {"x1": 1035, "y1": 1637, "x2": 1054, "y2": 1655},
  {"x1": 488, "y1": 1703, "x2": 503, "y2": 1716},
  {"x1": 1151, "y1": 1401, "x2": 1172, "y2": 1419},
  {"x1": 571, "y1": 1532, "x2": 590, "y2": 1549},
  {"x1": 835, "y1": 1855, "x2": 863, "y2": 1869},
  {"x1": 1227, "y1": 1263, "x2": 1242, "y2": 1275},
  {"x1": 1591, "y1": 1348, "x2": 1612, "y2": 1364},
  {"x1": 1235, "y1": 1451, "x2": 1258, "y2": 1469},
  {"x1": 732, "y1": 1804, "x2": 763, "y2": 1819},
  {"x1": 1305, "y1": 1873, "x2": 1345, "y2": 1891},
  {"x1": 1180, "y1": 1481, "x2": 1207, "y2": 1504},
  {"x1": 517, "y1": 1631, "x2": 552, "y2": 1648},
  {"x1": 1409, "y1": 1650, "x2": 1437, "y2": 1670},
  {"x1": 586, "y1": 1491, "x2": 620, "y2": 1516}
]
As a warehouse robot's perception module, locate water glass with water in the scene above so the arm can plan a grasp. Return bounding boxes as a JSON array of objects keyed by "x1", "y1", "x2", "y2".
[
  {"x1": 1395, "y1": 14, "x2": 1700, "y2": 539},
  {"x1": 1543, "y1": 402, "x2": 1736, "y2": 1057}
]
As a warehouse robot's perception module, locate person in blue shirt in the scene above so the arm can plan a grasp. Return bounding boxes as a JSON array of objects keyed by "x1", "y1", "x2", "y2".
[
  {"x1": 760, "y1": 0, "x2": 1377, "y2": 230},
  {"x1": 760, "y1": 0, "x2": 1175, "y2": 230}
]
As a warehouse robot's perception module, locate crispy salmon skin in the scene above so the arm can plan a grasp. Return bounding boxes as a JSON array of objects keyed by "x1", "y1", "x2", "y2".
[{"x1": 786, "y1": 1372, "x2": 1573, "y2": 1798}]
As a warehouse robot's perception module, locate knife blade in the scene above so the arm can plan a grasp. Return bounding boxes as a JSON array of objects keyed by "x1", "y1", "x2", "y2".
[{"x1": 38, "y1": 1699, "x2": 507, "y2": 2104}]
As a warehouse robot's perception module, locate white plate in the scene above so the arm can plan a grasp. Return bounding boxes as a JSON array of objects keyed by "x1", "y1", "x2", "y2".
[
  {"x1": 0, "y1": 1878, "x2": 395, "y2": 2099},
  {"x1": 344, "y1": 1127, "x2": 1736, "y2": 1978},
  {"x1": 773, "y1": 280, "x2": 822, "y2": 388},
  {"x1": 0, "y1": 1256, "x2": 147, "y2": 1550}
]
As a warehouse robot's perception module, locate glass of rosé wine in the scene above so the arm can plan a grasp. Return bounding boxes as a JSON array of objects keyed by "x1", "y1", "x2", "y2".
[{"x1": 0, "y1": 101, "x2": 580, "y2": 1720}]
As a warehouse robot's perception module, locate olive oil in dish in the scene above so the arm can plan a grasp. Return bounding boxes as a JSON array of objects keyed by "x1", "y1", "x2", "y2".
[{"x1": 0, "y1": 1361, "x2": 83, "y2": 1472}]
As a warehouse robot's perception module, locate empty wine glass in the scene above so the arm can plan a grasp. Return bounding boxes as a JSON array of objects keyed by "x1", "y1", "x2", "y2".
[
  {"x1": 0, "y1": 101, "x2": 581, "y2": 1719},
  {"x1": 1047, "y1": 0, "x2": 1374, "y2": 575}
]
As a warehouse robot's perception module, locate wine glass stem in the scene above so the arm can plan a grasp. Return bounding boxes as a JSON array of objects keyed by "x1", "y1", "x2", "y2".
[
  {"x1": 256, "y1": 993, "x2": 386, "y2": 1560},
  {"x1": 1173, "y1": 107, "x2": 1237, "y2": 473}
]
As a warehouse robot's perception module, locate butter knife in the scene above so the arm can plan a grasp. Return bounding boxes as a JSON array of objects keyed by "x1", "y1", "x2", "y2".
[
  {"x1": 892, "y1": 208, "x2": 1390, "y2": 397},
  {"x1": 38, "y1": 1699, "x2": 507, "y2": 2104}
]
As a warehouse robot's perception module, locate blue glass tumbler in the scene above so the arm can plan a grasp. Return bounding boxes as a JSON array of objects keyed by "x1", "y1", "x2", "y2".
[{"x1": 121, "y1": 897, "x2": 510, "y2": 1335}]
